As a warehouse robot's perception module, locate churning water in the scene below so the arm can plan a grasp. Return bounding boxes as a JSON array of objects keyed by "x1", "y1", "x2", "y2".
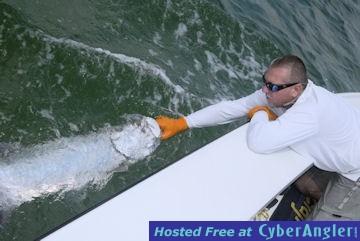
[{"x1": 0, "y1": 0, "x2": 359, "y2": 240}]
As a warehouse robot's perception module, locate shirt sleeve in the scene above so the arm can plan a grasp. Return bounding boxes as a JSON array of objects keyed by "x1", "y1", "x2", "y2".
[
  {"x1": 247, "y1": 107, "x2": 319, "y2": 154},
  {"x1": 185, "y1": 89, "x2": 267, "y2": 128}
]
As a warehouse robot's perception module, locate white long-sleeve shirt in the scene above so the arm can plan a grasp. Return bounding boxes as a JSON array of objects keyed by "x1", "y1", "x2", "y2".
[{"x1": 185, "y1": 80, "x2": 360, "y2": 181}]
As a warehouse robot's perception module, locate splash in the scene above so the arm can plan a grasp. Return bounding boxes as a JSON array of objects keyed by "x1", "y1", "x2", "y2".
[
  {"x1": 111, "y1": 116, "x2": 160, "y2": 160},
  {"x1": 0, "y1": 115, "x2": 160, "y2": 209}
]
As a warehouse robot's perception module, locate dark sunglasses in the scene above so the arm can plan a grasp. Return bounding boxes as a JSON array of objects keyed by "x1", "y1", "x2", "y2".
[{"x1": 262, "y1": 75, "x2": 298, "y2": 92}]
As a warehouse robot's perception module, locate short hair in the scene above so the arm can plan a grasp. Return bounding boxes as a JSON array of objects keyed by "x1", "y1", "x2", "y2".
[{"x1": 269, "y1": 55, "x2": 308, "y2": 85}]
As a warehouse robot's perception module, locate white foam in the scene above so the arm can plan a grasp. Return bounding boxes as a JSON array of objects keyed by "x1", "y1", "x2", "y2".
[
  {"x1": 68, "y1": 122, "x2": 79, "y2": 132},
  {"x1": 196, "y1": 31, "x2": 206, "y2": 45},
  {"x1": 194, "y1": 58, "x2": 203, "y2": 72},
  {"x1": 188, "y1": 11, "x2": 202, "y2": 26},
  {"x1": 148, "y1": 49, "x2": 158, "y2": 56},
  {"x1": 39, "y1": 109, "x2": 55, "y2": 121},
  {"x1": 174, "y1": 23, "x2": 188, "y2": 39},
  {"x1": 0, "y1": 112, "x2": 12, "y2": 123},
  {"x1": 55, "y1": 73, "x2": 64, "y2": 84},
  {"x1": 0, "y1": 115, "x2": 160, "y2": 209},
  {"x1": 205, "y1": 50, "x2": 239, "y2": 79},
  {"x1": 153, "y1": 32, "x2": 163, "y2": 47}
]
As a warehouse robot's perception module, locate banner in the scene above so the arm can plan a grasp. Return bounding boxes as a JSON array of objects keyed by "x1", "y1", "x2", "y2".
[{"x1": 149, "y1": 221, "x2": 359, "y2": 241}]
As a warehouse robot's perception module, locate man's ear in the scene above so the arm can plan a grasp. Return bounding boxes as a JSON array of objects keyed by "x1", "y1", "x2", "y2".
[{"x1": 292, "y1": 84, "x2": 303, "y2": 98}]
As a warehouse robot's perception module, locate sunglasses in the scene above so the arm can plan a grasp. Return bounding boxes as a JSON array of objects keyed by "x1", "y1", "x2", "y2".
[{"x1": 262, "y1": 75, "x2": 299, "y2": 92}]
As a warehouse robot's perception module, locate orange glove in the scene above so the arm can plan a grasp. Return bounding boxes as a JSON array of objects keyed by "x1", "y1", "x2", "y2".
[
  {"x1": 248, "y1": 106, "x2": 277, "y2": 121},
  {"x1": 156, "y1": 116, "x2": 189, "y2": 140}
]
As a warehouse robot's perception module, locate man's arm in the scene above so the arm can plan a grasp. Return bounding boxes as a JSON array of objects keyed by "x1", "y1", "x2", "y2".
[
  {"x1": 247, "y1": 107, "x2": 318, "y2": 154},
  {"x1": 156, "y1": 89, "x2": 273, "y2": 140},
  {"x1": 185, "y1": 89, "x2": 267, "y2": 128}
]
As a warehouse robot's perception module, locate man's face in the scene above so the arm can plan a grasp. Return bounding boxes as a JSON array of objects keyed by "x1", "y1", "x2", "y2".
[{"x1": 262, "y1": 67, "x2": 299, "y2": 107}]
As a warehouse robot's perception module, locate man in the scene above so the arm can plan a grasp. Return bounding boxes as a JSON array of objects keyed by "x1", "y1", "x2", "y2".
[{"x1": 156, "y1": 55, "x2": 360, "y2": 220}]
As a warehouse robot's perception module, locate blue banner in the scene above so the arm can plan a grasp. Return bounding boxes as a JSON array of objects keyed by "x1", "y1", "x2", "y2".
[{"x1": 149, "y1": 221, "x2": 359, "y2": 241}]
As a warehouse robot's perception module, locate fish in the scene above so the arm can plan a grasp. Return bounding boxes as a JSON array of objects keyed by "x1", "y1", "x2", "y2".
[{"x1": 0, "y1": 115, "x2": 160, "y2": 211}]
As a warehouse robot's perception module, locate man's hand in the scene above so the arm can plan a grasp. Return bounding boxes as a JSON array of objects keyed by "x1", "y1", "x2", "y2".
[
  {"x1": 248, "y1": 106, "x2": 277, "y2": 121},
  {"x1": 156, "y1": 116, "x2": 189, "y2": 139}
]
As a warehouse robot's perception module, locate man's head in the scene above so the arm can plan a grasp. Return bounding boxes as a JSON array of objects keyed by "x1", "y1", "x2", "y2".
[{"x1": 262, "y1": 55, "x2": 308, "y2": 107}]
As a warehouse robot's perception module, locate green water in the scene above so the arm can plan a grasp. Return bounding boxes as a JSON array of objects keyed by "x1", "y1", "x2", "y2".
[{"x1": 0, "y1": 0, "x2": 359, "y2": 240}]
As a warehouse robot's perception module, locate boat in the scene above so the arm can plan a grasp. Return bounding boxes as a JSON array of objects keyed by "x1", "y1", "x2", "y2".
[{"x1": 40, "y1": 92, "x2": 360, "y2": 240}]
